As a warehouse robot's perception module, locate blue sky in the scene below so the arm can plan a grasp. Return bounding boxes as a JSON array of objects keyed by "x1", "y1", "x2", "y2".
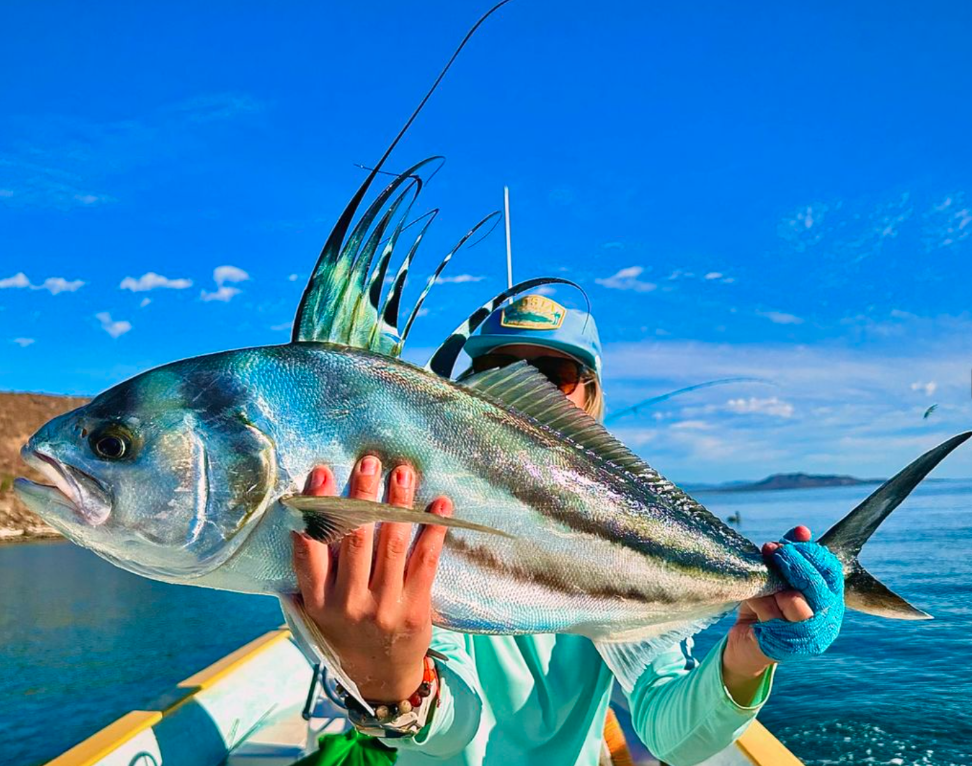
[{"x1": 2, "y1": 1, "x2": 971, "y2": 483}]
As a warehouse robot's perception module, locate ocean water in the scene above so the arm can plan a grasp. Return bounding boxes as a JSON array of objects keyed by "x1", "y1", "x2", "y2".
[{"x1": 0, "y1": 481, "x2": 970, "y2": 766}]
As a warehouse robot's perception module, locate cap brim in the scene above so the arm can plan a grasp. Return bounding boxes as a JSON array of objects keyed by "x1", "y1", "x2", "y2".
[{"x1": 463, "y1": 334, "x2": 598, "y2": 372}]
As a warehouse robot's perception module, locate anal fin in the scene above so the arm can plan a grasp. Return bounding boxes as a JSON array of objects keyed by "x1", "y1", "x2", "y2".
[
  {"x1": 593, "y1": 613, "x2": 727, "y2": 692},
  {"x1": 279, "y1": 594, "x2": 374, "y2": 715}
]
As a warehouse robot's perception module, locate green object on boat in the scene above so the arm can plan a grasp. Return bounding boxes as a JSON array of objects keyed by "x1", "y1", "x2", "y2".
[{"x1": 294, "y1": 728, "x2": 397, "y2": 766}]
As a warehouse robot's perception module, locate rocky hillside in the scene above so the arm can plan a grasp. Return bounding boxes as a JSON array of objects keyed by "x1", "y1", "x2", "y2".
[{"x1": 0, "y1": 392, "x2": 88, "y2": 541}]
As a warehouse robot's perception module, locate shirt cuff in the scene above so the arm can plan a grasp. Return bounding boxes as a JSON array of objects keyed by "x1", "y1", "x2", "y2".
[
  {"x1": 715, "y1": 636, "x2": 776, "y2": 712},
  {"x1": 655, "y1": 636, "x2": 775, "y2": 766},
  {"x1": 380, "y1": 660, "x2": 482, "y2": 757}
]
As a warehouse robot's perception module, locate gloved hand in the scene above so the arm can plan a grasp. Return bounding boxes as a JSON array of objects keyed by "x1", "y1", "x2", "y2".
[{"x1": 752, "y1": 528, "x2": 845, "y2": 661}]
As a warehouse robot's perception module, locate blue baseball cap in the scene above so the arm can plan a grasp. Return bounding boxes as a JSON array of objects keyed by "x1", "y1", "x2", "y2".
[{"x1": 464, "y1": 294, "x2": 602, "y2": 376}]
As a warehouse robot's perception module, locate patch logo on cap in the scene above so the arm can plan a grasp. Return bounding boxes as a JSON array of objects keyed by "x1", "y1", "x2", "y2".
[{"x1": 500, "y1": 295, "x2": 566, "y2": 330}]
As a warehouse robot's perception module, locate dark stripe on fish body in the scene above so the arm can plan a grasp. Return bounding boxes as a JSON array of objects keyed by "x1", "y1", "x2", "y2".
[
  {"x1": 315, "y1": 348, "x2": 761, "y2": 581},
  {"x1": 432, "y1": 397, "x2": 759, "y2": 579},
  {"x1": 443, "y1": 535, "x2": 679, "y2": 605}
]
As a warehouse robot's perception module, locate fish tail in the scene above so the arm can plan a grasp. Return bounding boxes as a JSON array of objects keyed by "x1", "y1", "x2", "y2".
[{"x1": 820, "y1": 431, "x2": 971, "y2": 620}]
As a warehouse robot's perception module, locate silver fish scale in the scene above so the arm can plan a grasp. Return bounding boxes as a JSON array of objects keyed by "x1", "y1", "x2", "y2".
[{"x1": 20, "y1": 343, "x2": 774, "y2": 642}]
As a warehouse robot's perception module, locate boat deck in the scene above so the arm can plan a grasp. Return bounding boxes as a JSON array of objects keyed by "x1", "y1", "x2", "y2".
[{"x1": 45, "y1": 628, "x2": 803, "y2": 766}]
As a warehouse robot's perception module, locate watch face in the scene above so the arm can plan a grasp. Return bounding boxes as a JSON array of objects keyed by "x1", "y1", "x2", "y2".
[{"x1": 501, "y1": 295, "x2": 567, "y2": 330}]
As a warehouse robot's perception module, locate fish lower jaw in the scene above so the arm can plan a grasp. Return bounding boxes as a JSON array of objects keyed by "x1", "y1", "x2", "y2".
[{"x1": 18, "y1": 450, "x2": 110, "y2": 526}]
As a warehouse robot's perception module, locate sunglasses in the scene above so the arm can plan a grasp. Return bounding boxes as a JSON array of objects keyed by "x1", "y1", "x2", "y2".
[{"x1": 471, "y1": 352, "x2": 587, "y2": 394}]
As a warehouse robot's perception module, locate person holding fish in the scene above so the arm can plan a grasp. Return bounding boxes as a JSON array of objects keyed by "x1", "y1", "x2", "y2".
[{"x1": 292, "y1": 294, "x2": 846, "y2": 766}]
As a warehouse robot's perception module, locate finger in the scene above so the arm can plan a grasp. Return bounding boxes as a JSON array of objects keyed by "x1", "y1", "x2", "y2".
[
  {"x1": 372, "y1": 465, "x2": 417, "y2": 598},
  {"x1": 745, "y1": 594, "x2": 785, "y2": 622},
  {"x1": 292, "y1": 531, "x2": 330, "y2": 615},
  {"x1": 405, "y1": 496, "x2": 453, "y2": 607},
  {"x1": 304, "y1": 466, "x2": 337, "y2": 497},
  {"x1": 784, "y1": 525, "x2": 812, "y2": 543},
  {"x1": 770, "y1": 544, "x2": 829, "y2": 610},
  {"x1": 348, "y1": 455, "x2": 382, "y2": 501},
  {"x1": 736, "y1": 599, "x2": 759, "y2": 624},
  {"x1": 775, "y1": 590, "x2": 815, "y2": 622},
  {"x1": 762, "y1": 541, "x2": 780, "y2": 557},
  {"x1": 334, "y1": 455, "x2": 382, "y2": 601}
]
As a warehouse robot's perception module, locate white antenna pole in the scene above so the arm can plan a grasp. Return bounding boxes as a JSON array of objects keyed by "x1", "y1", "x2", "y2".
[{"x1": 504, "y1": 185, "x2": 513, "y2": 289}]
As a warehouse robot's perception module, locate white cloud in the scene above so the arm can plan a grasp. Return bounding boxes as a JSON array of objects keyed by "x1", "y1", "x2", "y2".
[
  {"x1": 726, "y1": 396, "x2": 794, "y2": 418},
  {"x1": 779, "y1": 203, "x2": 830, "y2": 251},
  {"x1": 139, "y1": 297, "x2": 151, "y2": 308},
  {"x1": 595, "y1": 266, "x2": 656, "y2": 292},
  {"x1": 436, "y1": 274, "x2": 485, "y2": 284},
  {"x1": 288, "y1": 273, "x2": 299, "y2": 281},
  {"x1": 12, "y1": 337, "x2": 34, "y2": 347},
  {"x1": 667, "y1": 269, "x2": 694, "y2": 280},
  {"x1": 756, "y1": 309, "x2": 804, "y2": 325},
  {"x1": 73, "y1": 193, "x2": 109, "y2": 206},
  {"x1": 213, "y1": 265, "x2": 250, "y2": 285},
  {"x1": 601, "y1": 335, "x2": 972, "y2": 483},
  {"x1": 910, "y1": 381, "x2": 937, "y2": 396},
  {"x1": 120, "y1": 272, "x2": 193, "y2": 292},
  {"x1": 670, "y1": 420, "x2": 713, "y2": 431},
  {"x1": 95, "y1": 312, "x2": 132, "y2": 338},
  {"x1": 704, "y1": 272, "x2": 723, "y2": 280},
  {"x1": 270, "y1": 322, "x2": 292, "y2": 332},
  {"x1": 0, "y1": 273, "x2": 84, "y2": 293},
  {"x1": 925, "y1": 194, "x2": 971, "y2": 249},
  {"x1": 534, "y1": 285, "x2": 557, "y2": 296},
  {"x1": 0, "y1": 273, "x2": 30, "y2": 289},
  {"x1": 35, "y1": 277, "x2": 84, "y2": 294},
  {"x1": 201, "y1": 285, "x2": 241, "y2": 302},
  {"x1": 201, "y1": 265, "x2": 249, "y2": 302}
]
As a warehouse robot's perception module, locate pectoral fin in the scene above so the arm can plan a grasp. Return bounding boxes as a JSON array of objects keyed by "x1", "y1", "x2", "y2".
[{"x1": 281, "y1": 494, "x2": 513, "y2": 544}]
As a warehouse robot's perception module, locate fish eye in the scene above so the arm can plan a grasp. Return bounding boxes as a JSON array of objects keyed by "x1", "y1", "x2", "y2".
[{"x1": 89, "y1": 426, "x2": 134, "y2": 461}]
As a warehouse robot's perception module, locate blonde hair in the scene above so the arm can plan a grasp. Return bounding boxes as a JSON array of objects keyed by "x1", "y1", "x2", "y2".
[{"x1": 583, "y1": 371, "x2": 605, "y2": 423}]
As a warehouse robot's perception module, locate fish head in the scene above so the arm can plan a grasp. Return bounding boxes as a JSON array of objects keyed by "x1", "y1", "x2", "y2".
[{"x1": 15, "y1": 362, "x2": 277, "y2": 580}]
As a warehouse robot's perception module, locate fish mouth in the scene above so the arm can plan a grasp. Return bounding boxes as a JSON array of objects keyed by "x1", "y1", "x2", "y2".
[{"x1": 17, "y1": 449, "x2": 112, "y2": 526}]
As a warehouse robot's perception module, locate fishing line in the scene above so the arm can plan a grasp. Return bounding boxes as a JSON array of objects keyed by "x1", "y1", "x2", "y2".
[
  {"x1": 604, "y1": 377, "x2": 775, "y2": 424},
  {"x1": 364, "y1": 0, "x2": 517, "y2": 180}
]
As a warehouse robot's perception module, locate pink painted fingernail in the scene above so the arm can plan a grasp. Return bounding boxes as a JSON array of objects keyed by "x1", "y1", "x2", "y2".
[
  {"x1": 360, "y1": 456, "x2": 379, "y2": 475},
  {"x1": 396, "y1": 467, "x2": 413, "y2": 488},
  {"x1": 307, "y1": 468, "x2": 327, "y2": 492}
]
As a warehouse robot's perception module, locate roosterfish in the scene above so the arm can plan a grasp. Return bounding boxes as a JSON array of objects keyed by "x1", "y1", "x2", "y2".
[{"x1": 14, "y1": 6, "x2": 970, "y2": 712}]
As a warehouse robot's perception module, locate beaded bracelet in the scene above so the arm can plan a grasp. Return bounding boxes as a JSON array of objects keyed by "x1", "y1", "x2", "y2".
[{"x1": 337, "y1": 654, "x2": 441, "y2": 739}]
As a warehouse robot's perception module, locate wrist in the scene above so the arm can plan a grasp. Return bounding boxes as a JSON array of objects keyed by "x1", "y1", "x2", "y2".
[
  {"x1": 722, "y1": 631, "x2": 774, "y2": 705},
  {"x1": 357, "y1": 658, "x2": 426, "y2": 703},
  {"x1": 344, "y1": 655, "x2": 441, "y2": 739}
]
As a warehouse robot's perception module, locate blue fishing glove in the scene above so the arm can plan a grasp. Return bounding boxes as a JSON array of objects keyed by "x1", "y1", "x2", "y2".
[{"x1": 752, "y1": 529, "x2": 845, "y2": 662}]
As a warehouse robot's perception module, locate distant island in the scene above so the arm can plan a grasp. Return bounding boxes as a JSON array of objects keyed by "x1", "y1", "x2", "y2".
[{"x1": 690, "y1": 473, "x2": 883, "y2": 493}]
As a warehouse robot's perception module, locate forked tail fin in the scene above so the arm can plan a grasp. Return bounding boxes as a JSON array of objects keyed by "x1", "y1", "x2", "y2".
[{"x1": 820, "y1": 431, "x2": 971, "y2": 620}]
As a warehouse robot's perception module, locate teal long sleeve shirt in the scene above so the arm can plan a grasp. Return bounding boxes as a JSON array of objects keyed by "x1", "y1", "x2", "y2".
[{"x1": 384, "y1": 629, "x2": 775, "y2": 766}]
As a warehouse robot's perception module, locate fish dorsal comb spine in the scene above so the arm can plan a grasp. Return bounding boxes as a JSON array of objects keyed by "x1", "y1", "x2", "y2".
[
  {"x1": 293, "y1": 158, "x2": 441, "y2": 354},
  {"x1": 459, "y1": 361, "x2": 717, "y2": 517}
]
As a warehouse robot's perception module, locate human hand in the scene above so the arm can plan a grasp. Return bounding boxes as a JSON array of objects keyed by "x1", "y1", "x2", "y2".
[
  {"x1": 291, "y1": 456, "x2": 452, "y2": 703},
  {"x1": 723, "y1": 525, "x2": 845, "y2": 702}
]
